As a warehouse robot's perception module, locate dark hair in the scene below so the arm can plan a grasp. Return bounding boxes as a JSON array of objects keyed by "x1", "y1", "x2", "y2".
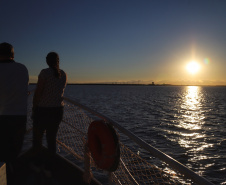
[
  {"x1": 46, "y1": 52, "x2": 61, "y2": 78},
  {"x1": 0, "y1": 42, "x2": 14, "y2": 58}
]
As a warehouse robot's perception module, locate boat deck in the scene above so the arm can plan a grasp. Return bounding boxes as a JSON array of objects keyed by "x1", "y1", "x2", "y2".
[{"x1": 9, "y1": 148, "x2": 101, "y2": 185}]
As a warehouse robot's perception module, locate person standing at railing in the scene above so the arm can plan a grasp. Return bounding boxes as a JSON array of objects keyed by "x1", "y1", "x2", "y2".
[
  {"x1": 31, "y1": 52, "x2": 67, "y2": 173},
  {"x1": 0, "y1": 42, "x2": 29, "y2": 185}
]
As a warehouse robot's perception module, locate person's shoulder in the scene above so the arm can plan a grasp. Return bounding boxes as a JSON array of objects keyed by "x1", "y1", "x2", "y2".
[
  {"x1": 40, "y1": 68, "x2": 53, "y2": 74},
  {"x1": 14, "y1": 62, "x2": 28, "y2": 72},
  {"x1": 14, "y1": 61, "x2": 26, "y2": 67},
  {"x1": 39, "y1": 68, "x2": 50, "y2": 77},
  {"x1": 60, "y1": 69, "x2": 67, "y2": 76},
  {"x1": 43, "y1": 68, "x2": 52, "y2": 71}
]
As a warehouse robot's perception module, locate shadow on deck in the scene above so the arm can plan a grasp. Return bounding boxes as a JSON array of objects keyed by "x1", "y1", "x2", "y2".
[{"x1": 9, "y1": 147, "x2": 101, "y2": 185}]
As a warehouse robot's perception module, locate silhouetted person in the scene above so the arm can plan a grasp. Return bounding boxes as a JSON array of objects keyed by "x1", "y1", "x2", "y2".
[
  {"x1": 32, "y1": 52, "x2": 67, "y2": 172},
  {"x1": 0, "y1": 42, "x2": 29, "y2": 184}
]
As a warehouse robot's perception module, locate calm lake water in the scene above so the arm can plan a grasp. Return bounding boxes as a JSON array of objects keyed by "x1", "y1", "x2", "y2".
[{"x1": 64, "y1": 85, "x2": 226, "y2": 185}]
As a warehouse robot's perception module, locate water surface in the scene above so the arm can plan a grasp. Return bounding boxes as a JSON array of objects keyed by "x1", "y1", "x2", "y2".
[{"x1": 64, "y1": 85, "x2": 226, "y2": 184}]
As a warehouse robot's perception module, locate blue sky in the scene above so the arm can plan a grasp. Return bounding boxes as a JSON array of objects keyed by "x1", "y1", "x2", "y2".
[{"x1": 1, "y1": 0, "x2": 226, "y2": 85}]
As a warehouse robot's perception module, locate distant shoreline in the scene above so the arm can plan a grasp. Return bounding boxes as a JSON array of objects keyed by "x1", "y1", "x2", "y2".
[{"x1": 29, "y1": 83, "x2": 226, "y2": 87}]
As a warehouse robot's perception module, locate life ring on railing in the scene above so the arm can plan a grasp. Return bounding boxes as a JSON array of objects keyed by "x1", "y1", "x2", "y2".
[{"x1": 88, "y1": 120, "x2": 120, "y2": 172}]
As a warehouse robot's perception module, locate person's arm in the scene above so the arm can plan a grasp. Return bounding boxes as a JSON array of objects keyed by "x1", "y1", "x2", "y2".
[{"x1": 33, "y1": 75, "x2": 45, "y2": 108}]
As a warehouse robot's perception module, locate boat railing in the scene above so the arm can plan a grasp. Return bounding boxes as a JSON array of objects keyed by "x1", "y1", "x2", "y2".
[{"x1": 26, "y1": 93, "x2": 214, "y2": 185}]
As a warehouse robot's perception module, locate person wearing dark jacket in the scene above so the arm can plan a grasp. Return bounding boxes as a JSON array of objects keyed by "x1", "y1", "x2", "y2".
[{"x1": 0, "y1": 42, "x2": 29, "y2": 184}]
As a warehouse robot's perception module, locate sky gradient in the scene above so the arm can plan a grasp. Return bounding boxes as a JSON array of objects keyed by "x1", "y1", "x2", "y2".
[{"x1": 1, "y1": 0, "x2": 226, "y2": 85}]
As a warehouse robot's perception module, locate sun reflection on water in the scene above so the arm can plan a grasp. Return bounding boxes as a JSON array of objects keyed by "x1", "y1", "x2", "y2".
[
  {"x1": 178, "y1": 86, "x2": 203, "y2": 130},
  {"x1": 177, "y1": 86, "x2": 212, "y2": 154},
  {"x1": 184, "y1": 86, "x2": 200, "y2": 110}
]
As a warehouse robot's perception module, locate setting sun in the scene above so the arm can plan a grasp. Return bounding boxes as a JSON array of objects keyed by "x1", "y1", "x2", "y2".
[{"x1": 186, "y1": 61, "x2": 200, "y2": 74}]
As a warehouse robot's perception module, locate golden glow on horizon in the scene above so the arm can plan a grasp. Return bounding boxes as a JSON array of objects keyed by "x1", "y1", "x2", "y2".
[{"x1": 186, "y1": 61, "x2": 200, "y2": 74}]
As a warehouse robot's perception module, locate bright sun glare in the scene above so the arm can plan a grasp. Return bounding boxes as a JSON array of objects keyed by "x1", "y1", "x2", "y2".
[{"x1": 186, "y1": 61, "x2": 200, "y2": 74}]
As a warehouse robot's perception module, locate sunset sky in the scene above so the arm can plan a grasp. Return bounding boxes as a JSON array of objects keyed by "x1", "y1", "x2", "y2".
[{"x1": 1, "y1": 0, "x2": 226, "y2": 85}]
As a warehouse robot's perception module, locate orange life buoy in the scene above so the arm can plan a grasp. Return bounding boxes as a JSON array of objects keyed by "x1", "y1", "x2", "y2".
[{"x1": 88, "y1": 120, "x2": 120, "y2": 172}]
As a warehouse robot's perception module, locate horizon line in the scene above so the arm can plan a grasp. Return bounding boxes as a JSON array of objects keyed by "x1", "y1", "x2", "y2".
[{"x1": 28, "y1": 83, "x2": 226, "y2": 87}]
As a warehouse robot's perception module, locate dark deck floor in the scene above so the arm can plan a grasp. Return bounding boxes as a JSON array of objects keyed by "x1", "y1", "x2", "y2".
[{"x1": 10, "y1": 148, "x2": 101, "y2": 185}]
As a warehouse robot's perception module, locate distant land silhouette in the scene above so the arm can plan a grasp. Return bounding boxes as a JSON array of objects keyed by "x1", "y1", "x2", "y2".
[{"x1": 29, "y1": 83, "x2": 226, "y2": 86}]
